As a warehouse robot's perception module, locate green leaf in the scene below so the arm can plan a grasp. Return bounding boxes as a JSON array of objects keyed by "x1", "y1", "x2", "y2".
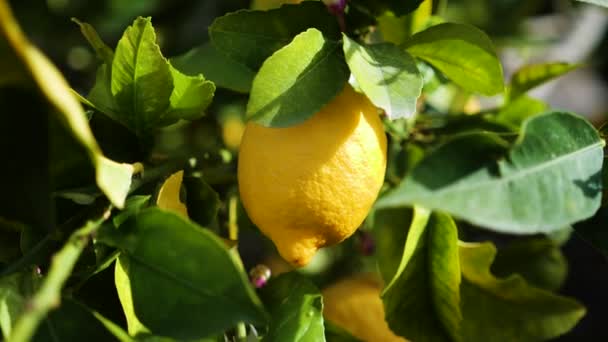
[
  {"x1": 459, "y1": 242, "x2": 585, "y2": 342},
  {"x1": 404, "y1": 23, "x2": 504, "y2": 95},
  {"x1": 492, "y1": 238, "x2": 567, "y2": 291},
  {"x1": 376, "y1": 207, "x2": 461, "y2": 342},
  {"x1": 171, "y1": 43, "x2": 254, "y2": 93},
  {"x1": 112, "y1": 195, "x2": 151, "y2": 228},
  {"x1": 247, "y1": 28, "x2": 349, "y2": 127},
  {"x1": 8, "y1": 204, "x2": 112, "y2": 342},
  {"x1": 324, "y1": 321, "x2": 360, "y2": 342},
  {"x1": 260, "y1": 272, "x2": 325, "y2": 341},
  {"x1": 343, "y1": 36, "x2": 422, "y2": 120},
  {"x1": 111, "y1": 17, "x2": 173, "y2": 136},
  {"x1": 87, "y1": 63, "x2": 118, "y2": 116},
  {"x1": 100, "y1": 208, "x2": 268, "y2": 339},
  {"x1": 71, "y1": 18, "x2": 114, "y2": 64},
  {"x1": 494, "y1": 95, "x2": 549, "y2": 129},
  {"x1": 377, "y1": 112, "x2": 604, "y2": 233},
  {"x1": 164, "y1": 64, "x2": 215, "y2": 124},
  {"x1": 115, "y1": 256, "x2": 149, "y2": 336},
  {"x1": 0, "y1": 4, "x2": 133, "y2": 208},
  {"x1": 509, "y1": 62, "x2": 580, "y2": 101},
  {"x1": 576, "y1": 0, "x2": 608, "y2": 8},
  {"x1": 209, "y1": 1, "x2": 340, "y2": 70},
  {"x1": 0, "y1": 273, "x2": 27, "y2": 339},
  {"x1": 350, "y1": 0, "x2": 425, "y2": 16}
]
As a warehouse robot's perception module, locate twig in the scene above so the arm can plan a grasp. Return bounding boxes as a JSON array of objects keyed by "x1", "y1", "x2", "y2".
[{"x1": 8, "y1": 204, "x2": 112, "y2": 342}]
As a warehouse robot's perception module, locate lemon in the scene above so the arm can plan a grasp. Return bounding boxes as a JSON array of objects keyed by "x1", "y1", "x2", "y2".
[
  {"x1": 238, "y1": 85, "x2": 387, "y2": 266},
  {"x1": 222, "y1": 116, "x2": 246, "y2": 150},
  {"x1": 322, "y1": 275, "x2": 407, "y2": 342}
]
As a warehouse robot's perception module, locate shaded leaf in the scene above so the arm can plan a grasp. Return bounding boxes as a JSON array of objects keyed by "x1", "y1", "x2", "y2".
[
  {"x1": 343, "y1": 36, "x2": 422, "y2": 120},
  {"x1": 509, "y1": 62, "x2": 580, "y2": 101},
  {"x1": 404, "y1": 23, "x2": 504, "y2": 95},
  {"x1": 0, "y1": 273, "x2": 27, "y2": 339},
  {"x1": 460, "y1": 242, "x2": 585, "y2": 342},
  {"x1": 171, "y1": 43, "x2": 254, "y2": 93},
  {"x1": 183, "y1": 174, "x2": 220, "y2": 228},
  {"x1": 350, "y1": 0, "x2": 425, "y2": 16},
  {"x1": 247, "y1": 28, "x2": 349, "y2": 127},
  {"x1": 87, "y1": 63, "x2": 118, "y2": 116},
  {"x1": 324, "y1": 321, "x2": 360, "y2": 342},
  {"x1": 260, "y1": 272, "x2": 325, "y2": 341},
  {"x1": 100, "y1": 208, "x2": 267, "y2": 339},
  {"x1": 494, "y1": 95, "x2": 549, "y2": 129},
  {"x1": 378, "y1": 112, "x2": 604, "y2": 233},
  {"x1": 209, "y1": 2, "x2": 340, "y2": 69},
  {"x1": 492, "y1": 238, "x2": 567, "y2": 291},
  {"x1": 376, "y1": 207, "x2": 461, "y2": 342},
  {"x1": 71, "y1": 18, "x2": 114, "y2": 64},
  {"x1": 113, "y1": 195, "x2": 151, "y2": 228}
]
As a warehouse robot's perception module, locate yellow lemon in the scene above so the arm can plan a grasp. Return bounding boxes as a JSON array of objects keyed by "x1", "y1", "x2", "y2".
[
  {"x1": 322, "y1": 275, "x2": 407, "y2": 342},
  {"x1": 222, "y1": 116, "x2": 246, "y2": 150},
  {"x1": 238, "y1": 85, "x2": 387, "y2": 266}
]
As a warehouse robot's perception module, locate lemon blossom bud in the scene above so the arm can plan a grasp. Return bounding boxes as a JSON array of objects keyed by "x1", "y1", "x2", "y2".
[
  {"x1": 322, "y1": 0, "x2": 347, "y2": 14},
  {"x1": 249, "y1": 264, "x2": 271, "y2": 288}
]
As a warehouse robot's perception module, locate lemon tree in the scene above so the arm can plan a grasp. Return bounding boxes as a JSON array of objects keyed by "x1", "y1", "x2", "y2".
[{"x1": 1, "y1": 0, "x2": 608, "y2": 341}]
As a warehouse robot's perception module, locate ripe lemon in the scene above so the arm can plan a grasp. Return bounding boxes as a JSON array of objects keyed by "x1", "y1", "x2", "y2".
[
  {"x1": 238, "y1": 85, "x2": 387, "y2": 266},
  {"x1": 322, "y1": 275, "x2": 407, "y2": 342}
]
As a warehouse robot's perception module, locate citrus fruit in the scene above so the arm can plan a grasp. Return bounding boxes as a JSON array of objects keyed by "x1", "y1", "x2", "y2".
[
  {"x1": 237, "y1": 84, "x2": 387, "y2": 266},
  {"x1": 322, "y1": 275, "x2": 407, "y2": 342}
]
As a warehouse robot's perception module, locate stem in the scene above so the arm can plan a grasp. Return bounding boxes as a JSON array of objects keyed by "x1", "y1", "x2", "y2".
[
  {"x1": 8, "y1": 204, "x2": 112, "y2": 342},
  {"x1": 227, "y1": 195, "x2": 247, "y2": 341},
  {"x1": 236, "y1": 322, "x2": 247, "y2": 341},
  {"x1": 228, "y1": 195, "x2": 238, "y2": 241}
]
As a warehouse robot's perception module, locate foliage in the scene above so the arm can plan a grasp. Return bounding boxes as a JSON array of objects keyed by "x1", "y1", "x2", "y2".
[{"x1": 1, "y1": 0, "x2": 607, "y2": 341}]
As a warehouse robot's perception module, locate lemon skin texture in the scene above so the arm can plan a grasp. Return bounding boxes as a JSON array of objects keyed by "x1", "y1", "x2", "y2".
[
  {"x1": 237, "y1": 85, "x2": 387, "y2": 267},
  {"x1": 322, "y1": 275, "x2": 407, "y2": 342}
]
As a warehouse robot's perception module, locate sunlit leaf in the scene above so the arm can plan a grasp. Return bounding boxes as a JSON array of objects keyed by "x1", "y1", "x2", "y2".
[
  {"x1": 378, "y1": 112, "x2": 604, "y2": 233},
  {"x1": 260, "y1": 272, "x2": 325, "y2": 341},
  {"x1": 509, "y1": 62, "x2": 580, "y2": 101},
  {"x1": 111, "y1": 17, "x2": 173, "y2": 136},
  {"x1": 247, "y1": 28, "x2": 349, "y2": 127},
  {"x1": 404, "y1": 23, "x2": 504, "y2": 95},
  {"x1": 343, "y1": 36, "x2": 422, "y2": 120}
]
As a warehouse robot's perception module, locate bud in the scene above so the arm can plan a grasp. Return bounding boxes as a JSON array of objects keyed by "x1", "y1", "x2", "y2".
[
  {"x1": 357, "y1": 231, "x2": 375, "y2": 256},
  {"x1": 322, "y1": 0, "x2": 347, "y2": 15},
  {"x1": 249, "y1": 264, "x2": 272, "y2": 288}
]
